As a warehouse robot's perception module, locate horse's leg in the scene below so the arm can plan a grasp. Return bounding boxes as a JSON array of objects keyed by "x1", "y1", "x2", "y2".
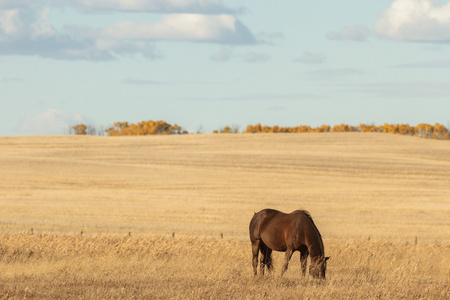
[
  {"x1": 300, "y1": 246, "x2": 309, "y2": 277},
  {"x1": 259, "y1": 242, "x2": 268, "y2": 276},
  {"x1": 251, "y1": 239, "x2": 260, "y2": 276},
  {"x1": 266, "y1": 247, "x2": 273, "y2": 273},
  {"x1": 281, "y1": 247, "x2": 294, "y2": 276}
]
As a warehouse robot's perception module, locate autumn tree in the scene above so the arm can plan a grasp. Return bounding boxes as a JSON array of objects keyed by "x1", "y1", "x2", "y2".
[
  {"x1": 359, "y1": 124, "x2": 379, "y2": 133},
  {"x1": 72, "y1": 124, "x2": 87, "y2": 135},
  {"x1": 104, "y1": 120, "x2": 187, "y2": 136},
  {"x1": 331, "y1": 124, "x2": 357, "y2": 132}
]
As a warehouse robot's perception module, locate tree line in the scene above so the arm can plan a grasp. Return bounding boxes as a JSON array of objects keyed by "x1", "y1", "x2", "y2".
[
  {"x1": 70, "y1": 121, "x2": 450, "y2": 140},
  {"x1": 70, "y1": 120, "x2": 187, "y2": 136},
  {"x1": 244, "y1": 123, "x2": 449, "y2": 139}
]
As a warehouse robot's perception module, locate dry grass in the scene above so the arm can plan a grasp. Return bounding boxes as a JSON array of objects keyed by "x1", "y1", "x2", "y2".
[
  {"x1": 0, "y1": 133, "x2": 449, "y2": 298},
  {"x1": 1, "y1": 234, "x2": 449, "y2": 299}
]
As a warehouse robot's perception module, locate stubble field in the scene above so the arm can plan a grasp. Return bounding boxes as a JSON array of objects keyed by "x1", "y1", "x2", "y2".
[{"x1": 0, "y1": 133, "x2": 449, "y2": 298}]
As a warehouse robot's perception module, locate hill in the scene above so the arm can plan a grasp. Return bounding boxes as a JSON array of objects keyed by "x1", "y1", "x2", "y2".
[{"x1": 1, "y1": 133, "x2": 448, "y2": 241}]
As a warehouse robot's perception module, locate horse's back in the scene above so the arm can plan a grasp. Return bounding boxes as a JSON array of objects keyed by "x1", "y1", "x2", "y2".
[
  {"x1": 253, "y1": 209, "x2": 314, "y2": 251},
  {"x1": 250, "y1": 209, "x2": 311, "y2": 237}
]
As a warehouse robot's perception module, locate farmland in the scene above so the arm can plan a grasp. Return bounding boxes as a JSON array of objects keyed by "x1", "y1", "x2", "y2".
[{"x1": 0, "y1": 133, "x2": 449, "y2": 298}]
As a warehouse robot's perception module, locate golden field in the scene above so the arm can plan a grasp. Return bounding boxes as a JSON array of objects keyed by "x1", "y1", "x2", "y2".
[{"x1": 0, "y1": 133, "x2": 449, "y2": 298}]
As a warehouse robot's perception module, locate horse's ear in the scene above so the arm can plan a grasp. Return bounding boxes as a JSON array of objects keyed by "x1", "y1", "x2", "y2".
[{"x1": 325, "y1": 256, "x2": 330, "y2": 261}]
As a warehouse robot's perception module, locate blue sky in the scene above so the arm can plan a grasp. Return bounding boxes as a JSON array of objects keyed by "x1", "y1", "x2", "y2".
[{"x1": 1, "y1": 0, "x2": 450, "y2": 135}]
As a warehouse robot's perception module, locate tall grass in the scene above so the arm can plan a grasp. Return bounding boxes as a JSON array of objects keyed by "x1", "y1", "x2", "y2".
[{"x1": 1, "y1": 234, "x2": 448, "y2": 299}]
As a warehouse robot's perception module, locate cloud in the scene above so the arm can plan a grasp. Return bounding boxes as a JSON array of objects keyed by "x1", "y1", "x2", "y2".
[
  {"x1": 0, "y1": 6, "x2": 115, "y2": 60},
  {"x1": 20, "y1": 109, "x2": 88, "y2": 135},
  {"x1": 327, "y1": 25, "x2": 370, "y2": 41},
  {"x1": 375, "y1": 0, "x2": 450, "y2": 42},
  {"x1": 0, "y1": 4, "x2": 257, "y2": 60},
  {"x1": 293, "y1": 52, "x2": 325, "y2": 64},
  {"x1": 53, "y1": 0, "x2": 242, "y2": 14},
  {"x1": 103, "y1": 14, "x2": 256, "y2": 45}
]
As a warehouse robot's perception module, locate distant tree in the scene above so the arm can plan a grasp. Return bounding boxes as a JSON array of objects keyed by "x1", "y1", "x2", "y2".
[
  {"x1": 104, "y1": 120, "x2": 187, "y2": 136},
  {"x1": 222, "y1": 126, "x2": 233, "y2": 133},
  {"x1": 72, "y1": 124, "x2": 87, "y2": 135},
  {"x1": 314, "y1": 125, "x2": 331, "y2": 133},
  {"x1": 332, "y1": 124, "x2": 356, "y2": 132},
  {"x1": 359, "y1": 124, "x2": 379, "y2": 133},
  {"x1": 432, "y1": 123, "x2": 448, "y2": 139}
]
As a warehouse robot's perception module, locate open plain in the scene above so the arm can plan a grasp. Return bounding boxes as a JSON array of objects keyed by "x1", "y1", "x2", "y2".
[{"x1": 0, "y1": 133, "x2": 449, "y2": 298}]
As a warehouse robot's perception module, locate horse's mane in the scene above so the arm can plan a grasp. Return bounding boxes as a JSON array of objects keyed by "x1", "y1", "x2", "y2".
[{"x1": 297, "y1": 210, "x2": 322, "y2": 239}]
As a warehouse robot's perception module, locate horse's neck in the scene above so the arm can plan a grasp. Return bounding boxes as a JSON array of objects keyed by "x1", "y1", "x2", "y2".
[
  {"x1": 305, "y1": 223, "x2": 324, "y2": 258},
  {"x1": 309, "y1": 242, "x2": 324, "y2": 259}
]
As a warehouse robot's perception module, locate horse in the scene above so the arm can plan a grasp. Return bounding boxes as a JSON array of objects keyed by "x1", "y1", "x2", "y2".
[{"x1": 249, "y1": 209, "x2": 329, "y2": 279}]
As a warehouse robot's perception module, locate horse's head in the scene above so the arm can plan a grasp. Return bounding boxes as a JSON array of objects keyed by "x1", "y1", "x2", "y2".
[{"x1": 310, "y1": 256, "x2": 330, "y2": 279}]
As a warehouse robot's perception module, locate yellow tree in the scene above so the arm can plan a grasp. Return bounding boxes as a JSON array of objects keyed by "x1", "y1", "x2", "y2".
[
  {"x1": 72, "y1": 124, "x2": 87, "y2": 135},
  {"x1": 416, "y1": 123, "x2": 432, "y2": 138}
]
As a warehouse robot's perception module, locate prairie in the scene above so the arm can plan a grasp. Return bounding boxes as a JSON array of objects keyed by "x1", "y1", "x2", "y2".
[{"x1": 0, "y1": 133, "x2": 449, "y2": 298}]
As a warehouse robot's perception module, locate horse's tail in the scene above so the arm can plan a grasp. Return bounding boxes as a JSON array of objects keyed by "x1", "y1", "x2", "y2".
[{"x1": 249, "y1": 210, "x2": 267, "y2": 240}]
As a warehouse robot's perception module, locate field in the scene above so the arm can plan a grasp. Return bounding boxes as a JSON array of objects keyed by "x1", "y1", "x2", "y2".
[{"x1": 0, "y1": 133, "x2": 449, "y2": 298}]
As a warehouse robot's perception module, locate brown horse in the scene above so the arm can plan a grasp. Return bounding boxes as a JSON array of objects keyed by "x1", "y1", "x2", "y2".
[{"x1": 249, "y1": 209, "x2": 329, "y2": 279}]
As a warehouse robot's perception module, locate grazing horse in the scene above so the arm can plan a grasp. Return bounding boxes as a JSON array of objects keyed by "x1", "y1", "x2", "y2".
[{"x1": 249, "y1": 209, "x2": 329, "y2": 279}]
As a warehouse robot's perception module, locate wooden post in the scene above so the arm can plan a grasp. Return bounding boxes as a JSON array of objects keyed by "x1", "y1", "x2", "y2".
[{"x1": 172, "y1": 232, "x2": 175, "y2": 238}]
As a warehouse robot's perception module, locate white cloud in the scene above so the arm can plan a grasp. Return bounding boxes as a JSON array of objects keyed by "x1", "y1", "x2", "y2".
[
  {"x1": 0, "y1": 5, "x2": 162, "y2": 60},
  {"x1": 327, "y1": 25, "x2": 370, "y2": 41},
  {"x1": 30, "y1": 7, "x2": 56, "y2": 39},
  {"x1": 54, "y1": 0, "x2": 241, "y2": 14},
  {"x1": 294, "y1": 52, "x2": 325, "y2": 64},
  {"x1": 0, "y1": 9, "x2": 23, "y2": 39},
  {"x1": 0, "y1": 3, "x2": 256, "y2": 60},
  {"x1": 0, "y1": 6, "x2": 57, "y2": 40},
  {"x1": 20, "y1": 109, "x2": 87, "y2": 135},
  {"x1": 376, "y1": 0, "x2": 450, "y2": 42},
  {"x1": 103, "y1": 14, "x2": 256, "y2": 44}
]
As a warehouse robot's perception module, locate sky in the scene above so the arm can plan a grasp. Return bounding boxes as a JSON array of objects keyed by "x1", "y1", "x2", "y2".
[{"x1": 1, "y1": 0, "x2": 450, "y2": 135}]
